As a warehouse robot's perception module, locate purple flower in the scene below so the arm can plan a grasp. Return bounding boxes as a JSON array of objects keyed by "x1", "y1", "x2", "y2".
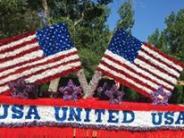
[
  {"x1": 151, "y1": 86, "x2": 172, "y2": 105},
  {"x1": 97, "y1": 83, "x2": 124, "y2": 104},
  {"x1": 59, "y1": 80, "x2": 82, "y2": 101},
  {"x1": 8, "y1": 77, "x2": 39, "y2": 99}
]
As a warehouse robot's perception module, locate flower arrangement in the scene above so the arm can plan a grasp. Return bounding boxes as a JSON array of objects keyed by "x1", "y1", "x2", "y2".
[
  {"x1": 59, "y1": 79, "x2": 83, "y2": 100},
  {"x1": 8, "y1": 77, "x2": 39, "y2": 99},
  {"x1": 97, "y1": 82, "x2": 124, "y2": 104}
]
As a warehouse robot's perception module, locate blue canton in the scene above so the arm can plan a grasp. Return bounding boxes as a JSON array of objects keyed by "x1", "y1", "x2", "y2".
[
  {"x1": 108, "y1": 29, "x2": 142, "y2": 62},
  {"x1": 36, "y1": 23, "x2": 74, "y2": 56}
]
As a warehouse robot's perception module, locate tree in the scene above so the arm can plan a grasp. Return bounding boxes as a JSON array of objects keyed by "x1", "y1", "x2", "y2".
[
  {"x1": 0, "y1": 0, "x2": 41, "y2": 38},
  {"x1": 117, "y1": 0, "x2": 134, "y2": 33},
  {"x1": 147, "y1": 29, "x2": 168, "y2": 52},
  {"x1": 148, "y1": 9, "x2": 184, "y2": 61},
  {"x1": 164, "y1": 10, "x2": 184, "y2": 61}
]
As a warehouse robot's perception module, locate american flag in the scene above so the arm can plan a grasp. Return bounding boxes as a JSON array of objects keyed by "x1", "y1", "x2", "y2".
[
  {"x1": 0, "y1": 23, "x2": 81, "y2": 94},
  {"x1": 97, "y1": 29, "x2": 184, "y2": 98}
]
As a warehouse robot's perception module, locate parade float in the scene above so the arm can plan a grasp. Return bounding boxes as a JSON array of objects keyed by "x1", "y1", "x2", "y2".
[{"x1": 0, "y1": 23, "x2": 184, "y2": 138}]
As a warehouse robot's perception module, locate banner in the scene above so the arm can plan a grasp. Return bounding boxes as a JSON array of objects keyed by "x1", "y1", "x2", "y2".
[{"x1": 1, "y1": 101, "x2": 184, "y2": 130}]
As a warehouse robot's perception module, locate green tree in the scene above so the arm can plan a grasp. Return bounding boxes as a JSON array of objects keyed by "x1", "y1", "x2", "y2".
[
  {"x1": 164, "y1": 10, "x2": 184, "y2": 61},
  {"x1": 117, "y1": 0, "x2": 134, "y2": 33},
  {"x1": 148, "y1": 9, "x2": 184, "y2": 61},
  {"x1": 0, "y1": 0, "x2": 41, "y2": 38},
  {"x1": 147, "y1": 29, "x2": 168, "y2": 52}
]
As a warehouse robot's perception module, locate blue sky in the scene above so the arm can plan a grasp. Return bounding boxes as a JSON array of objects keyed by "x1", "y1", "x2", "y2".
[{"x1": 107, "y1": 0, "x2": 184, "y2": 41}]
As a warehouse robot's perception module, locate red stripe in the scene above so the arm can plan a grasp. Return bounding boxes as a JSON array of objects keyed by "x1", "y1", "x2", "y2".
[
  {"x1": 103, "y1": 55, "x2": 173, "y2": 91},
  {"x1": 99, "y1": 60, "x2": 155, "y2": 90},
  {"x1": 141, "y1": 47, "x2": 181, "y2": 74},
  {"x1": 0, "y1": 46, "x2": 41, "y2": 63},
  {"x1": 100, "y1": 61, "x2": 155, "y2": 92},
  {"x1": 137, "y1": 55, "x2": 177, "y2": 79},
  {"x1": 0, "y1": 38, "x2": 37, "y2": 53},
  {"x1": 0, "y1": 59, "x2": 81, "y2": 87},
  {"x1": 1, "y1": 96, "x2": 184, "y2": 112},
  {"x1": 97, "y1": 67, "x2": 152, "y2": 99},
  {"x1": 135, "y1": 62, "x2": 175, "y2": 87},
  {"x1": 36, "y1": 66, "x2": 81, "y2": 84},
  {"x1": 145, "y1": 44, "x2": 184, "y2": 68},
  {"x1": 0, "y1": 32, "x2": 35, "y2": 46},
  {"x1": 0, "y1": 57, "x2": 43, "y2": 73},
  {"x1": 0, "y1": 51, "x2": 78, "y2": 80}
]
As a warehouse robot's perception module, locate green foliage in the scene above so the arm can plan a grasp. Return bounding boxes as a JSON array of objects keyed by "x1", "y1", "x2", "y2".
[
  {"x1": 148, "y1": 9, "x2": 184, "y2": 62},
  {"x1": 0, "y1": 0, "x2": 41, "y2": 38},
  {"x1": 117, "y1": 0, "x2": 134, "y2": 33}
]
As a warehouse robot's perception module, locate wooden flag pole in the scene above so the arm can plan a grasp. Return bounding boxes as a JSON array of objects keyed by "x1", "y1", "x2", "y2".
[
  {"x1": 76, "y1": 69, "x2": 91, "y2": 98},
  {"x1": 86, "y1": 71, "x2": 102, "y2": 98}
]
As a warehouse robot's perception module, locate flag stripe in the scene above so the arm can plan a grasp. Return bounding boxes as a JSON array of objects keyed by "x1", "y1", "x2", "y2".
[
  {"x1": 0, "y1": 45, "x2": 40, "y2": 63},
  {"x1": 0, "y1": 42, "x2": 39, "y2": 59},
  {"x1": 0, "y1": 56, "x2": 43, "y2": 73},
  {"x1": 99, "y1": 61, "x2": 156, "y2": 92},
  {"x1": 0, "y1": 38, "x2": 37, "y2": 53},
  {"x1": 137, "y1": 55, "x2": 178, "y2": 79},
  {"x1": 102, "y1": 55, "x2": 172, "y2": 93},
  {"x1": 134, "y1": 58, "x2": 177, "y2": 85},
  {"x1": 0, "y1": 51, "x2": 78, "y2": 80},
  {"x1": 0, "y1": 54, "x2": 80, "y2": 86},
  {"x1": 26, "y1": 61, "x2": 81, "y2": 83},
  {"x1": 0, "y1": 50, "x2": 44, "y2": 70},
  {"x1": 0, "y1": 32, "x2": 35, "y2": 46},
  {"x1": 142, "y1": 44, "x2": 183, "y2": 71},
  {"x1": 137, "y1": 50, "x2": 180, "y2": 77},
  {"x1": 141, "y1": 47, "x2": 180, "y2": 74},
  {"x1": 97, "y1": 65, "x2": 152, "y2": 97},
  {"x1": 105, "y1": 50, "x2": 174, "y2": 90},
  {"x1": 0, "y1": 62, "x2": 81, "y2": 94},
  {"x1": 0, "y1": 34, "x2": 36, "y2": 52}
]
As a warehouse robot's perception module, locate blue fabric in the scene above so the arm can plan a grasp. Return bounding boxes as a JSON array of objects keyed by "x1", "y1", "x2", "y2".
[
  {"x1": 36, "y1": 23, "x2": 74, "y2": 56},
  {"x1": 108, "y1": 29, "x2": 142, "y2": 62}
]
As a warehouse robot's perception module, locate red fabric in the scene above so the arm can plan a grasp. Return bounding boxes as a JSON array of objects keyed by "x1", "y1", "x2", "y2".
[
  {"x1": 103, "y1": 54, "x2": 173, "y2": 91},
  {"x1": 0, "y1": 32, "x2": 35, "y2": 46},
  {"x1": 141, "y1": 47, "x2": 180, "y2": 73},
  {"x1": 145, "y1": 43, "x2": 184, "y2": 68},
  {"x1": 0, "y1": 96, "x2": 184, "y2": 112},
  {"x1": 137, "y1": 55, "x2": 177, "y2": 79},
  {"x1": 97, "y1": 67, "x2": 152, "y2": 98},
  {"x1": 100, "y1": 61, "x2": 156, "y2": 91},
  {"x1": 0, "y1": 127, "x2": 184, "y2": 138}
]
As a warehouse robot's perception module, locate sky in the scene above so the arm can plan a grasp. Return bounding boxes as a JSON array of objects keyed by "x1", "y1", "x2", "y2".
[{"x1": 107, "y1": 0, "x2": 184, "y2": 41}]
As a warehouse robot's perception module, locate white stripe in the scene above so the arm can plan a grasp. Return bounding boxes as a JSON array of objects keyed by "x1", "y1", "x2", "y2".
[
  {"x1": 98, "y1": 64, "x2": 153, "y2": 94},
  {"x1": 0, "y1": 50, "x2": 44, "y2": 69},
  {"x1": 102, "y1": 57, "x2": 170, "y2": 93},
  {"x1": 105, "y1": 50, "x2": 174, "y2": 90},
  {"x1": 0, "y1": 54, "x2": 80, "y2": 85},
  {"x1": 138, "y1": 50, "x2": 180, "y2": 77},
  {"x1": 142, "y1": 45, "x2": 183, "y2": 72},
  {"x1": 0, "y1": 61, "x2": 81, "y2": 94},
  {"x1": 0, "y1": 48, "x2": 78, "y2": 78},
  {"x1": 134, "y1": 58, "x2": 177, "y2": 85},
  {"x1": 0, "y1": 85, "x2": 9, "y2": 93},
  {"x1": 0, "y1": 34, "x2": 36, "y2": 52},
  {"x1": 0, "y1": 42, "x2": 39, "y2": 59},
  {"x1": 26, "y1": 62, "x2": 81, "y2": 83}
]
